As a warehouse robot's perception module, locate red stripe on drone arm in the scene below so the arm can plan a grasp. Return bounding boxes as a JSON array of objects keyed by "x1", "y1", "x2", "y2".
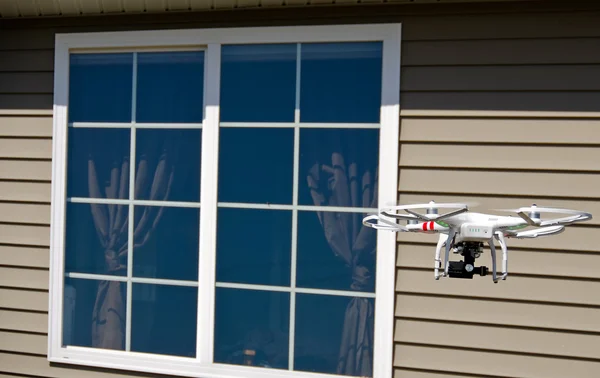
[
  {"x1": 429, "y1": 221, "x2": 434, "y2": 230},
  {"x1": 422, "y1": 222, "x2": 427, "y2": 231}
]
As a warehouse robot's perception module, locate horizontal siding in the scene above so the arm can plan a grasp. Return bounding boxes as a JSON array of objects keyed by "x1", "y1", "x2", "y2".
[
  {"x1": 0, "y1": 245, "x2": 49, "y2": 268},
  {"x1": 395, "y1": 319, "x2": 600, "y2": 360},
  {"x1": 399, "y1": 118, "x2": 600, "y2": 144},
  {"x1": 395, "y1": 294, "x2": 600, "y2": 333},
  {"x1": 394, "y1": 344, "x2": 600, "y2": 378},
  {"x1": 0, "y1": 288, "x2": 48, "y2": 312},
  {"x1": 0, "y1": 116, "x2": 52, "y2": 137},
  {"x1": 0, "y1": 309, "x2": 48, "y2": 333}
]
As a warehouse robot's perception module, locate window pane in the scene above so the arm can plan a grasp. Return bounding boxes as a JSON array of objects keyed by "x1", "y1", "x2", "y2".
[
  {"x1": 133, "y1": 206, "x2": 199, "y2": 281},
  {"x1": 65, "y1": 203, "x2": 129, "y2": 276},
  {"x1": 63, "y1": 278, "x2": 127, "y2": 351},
  {"x1": 218, "y1": 128, "x2": 293, "y2": 204},
  {"x1": 131, "y1": 283, "x2": 197, "y2": 357},
  {"x1": 216, "y1": 208, "x2": 292, "y2": 286},
  {"x1": 214, "y1": 287, "x2": 290, "y2": 369},
  {"x1": 300, "y1": 42, "x2": 382, "y2": 123},
  {"x1": 67, "y1": 127, "x2": 131, "y2": 199},
  {"x1": 298, "y1": 128, "x2": 379, "y2": 208},
  {"x1": 220, "y1": 44, "x2": 296, "y2": 122},
  {"x1": 69, "y1": 53, "x2": 133, "y2": 123},
  {"x1": 294, "y1": 294, "x2": 374, "y2": 377},
  {"x1": 134, "y1": 128, "x2": 201, "y2": 203},
  {"x1": 296, "y1": 211, "x2": 376, "y2": 293},
  {"x1": 136, "y1": 51, "x2": 204, "y2": 123}
]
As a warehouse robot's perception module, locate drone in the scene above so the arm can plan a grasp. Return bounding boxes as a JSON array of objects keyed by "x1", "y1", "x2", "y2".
[{"x1": 362, "y1": 201, "x2": 592, "y2": 283}]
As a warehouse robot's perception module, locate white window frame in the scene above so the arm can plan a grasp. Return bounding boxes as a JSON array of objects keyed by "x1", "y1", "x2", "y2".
[{"x1": 48, "y1": 23, "x2": 401, "y2": 378}]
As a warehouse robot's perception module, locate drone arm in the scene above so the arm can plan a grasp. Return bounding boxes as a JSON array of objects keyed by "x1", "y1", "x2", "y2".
[
  {"x1": 433, "y1": 206, "x2": 468, "y2": 221},
  {"x1": 539, "y1": 213, "x2": 592, "y2": 227}
]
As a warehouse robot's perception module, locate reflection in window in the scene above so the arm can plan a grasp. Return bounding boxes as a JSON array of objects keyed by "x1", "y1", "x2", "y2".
[
  {"x1": 216, "y1": 208, "x2": 292, "y2": 286},
  {"x1": 300, "y1": 42, "x2": 382, "y2": 123},
  {"x1": 218, "y1": 127, "x2": 294, "y2": 204},
  {"x1": 65, "y1": 203, "x2": 128, "y2": 277},
  {"x1": 299, "y1": 128, "x2": 380, "y2": 208},
  {"x1": 133, "y1": 206, "x2": 200, "y2": 281},
  {"x1": 131, "y1": 283, "x2": 198, "y2": 357},
  {"x1": 295, "y1": 294, "x2": 374, "y2": 377},
  {"x1": 136, "y1": 51, "x2": 205, "y2": 123},
  {"x1": 135, "y1": 128, "x2": 202, "y2": 203},
  {"x1": 220, "y1": 44, "x2": 297, "y2": 122},
  {"x1": 63, "y1": 278, "x2": 127, "y2": 351},
  {"x1": 296, "y1": 210, "x2": 376, "y2": 293},
  {"x1": 214, "y1": 287, "x2": 290, "y2": 369},
  {"x1": 68, "y1": 53, "x2": 133, "y2": 123},
  {"x1": 66, "y1": 127, "x2": 131, "y2": 199}
]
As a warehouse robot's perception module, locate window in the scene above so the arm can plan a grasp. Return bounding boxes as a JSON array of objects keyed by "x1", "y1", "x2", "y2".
[{"x1": 48, "y1": 24, "x2": 401, "y2": 378}]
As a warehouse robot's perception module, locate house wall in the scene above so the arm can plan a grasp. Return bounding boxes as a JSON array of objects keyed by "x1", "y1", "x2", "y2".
[{"x1": 1, "y1": 2, "x2": 600, "y2": 377}]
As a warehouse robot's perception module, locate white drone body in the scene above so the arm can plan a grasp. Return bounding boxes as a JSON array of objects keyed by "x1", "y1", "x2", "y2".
[{"x1": 363, "y1": 201, "x2": 592, "y2": 283}]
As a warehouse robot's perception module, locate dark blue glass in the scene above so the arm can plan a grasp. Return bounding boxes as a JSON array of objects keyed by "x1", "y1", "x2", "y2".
[
  {"x1": 300, "y1": 42, "x2": 382, "y2": 123},
  {"x1": 296, "y1": 211, "x2": 376, "y2": 293},
  {"x1": 63, "y1": 278, "x2": 127, "y2": 350},
  {"x1": 214, "y1": 287, "x2": 289, "y2": 369},
  {"x1": 134, "y1": 129, "x2": 201, "y2": 203},
  {"x1": 298, "y1": 128, "x2": 379, "y2": 207},
  {"x1": 220, "y1": 44, "x2": 296, "y2": 122},
  {"x1": 131, "y1": 283, "x2": 197, "y2": 357},
  {"x1": 218, "y1": 128, "x2": 293, "y2": 204},
  {"x1": 66, "y1": 127, "x2": 131, "y2": 199},
  {"x1": 136, "y1": 51, "x2": 205, "y2": 123},
  {"x1": 294, "y1": 294, "x2": 375, "y2": 377},
  {"x1": 133, "y1": 206, "x2": 199, "y2": 281},
  {"x1": 69, "y1": 53, "x2": 133, "y2": 122},
  {"x1": 216, "y1": 208, "x2": 292, "y2": 286},
  {"x1": 65, "y1": 203, "x2": 129, "y2": 276}
]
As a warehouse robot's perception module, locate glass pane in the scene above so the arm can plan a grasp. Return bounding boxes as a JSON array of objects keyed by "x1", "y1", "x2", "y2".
[
  {"x1": 294, "y1": 294, "x2": 375, "y2": 377},
  {"x1": 220, "y1": 44, "x2": 296, "y2": 122},
  {"x1": 296, "y1": 211, "x2": 376, "y2": 293},
  {"x1": 69, "y1": 53, "x2": 133, "y2": 123},
  {"x1": 216, "y1": 208, "x2": 292, "y2": 286},
  {"x1": 63, "y1": 278, "x2": 127, "y2": 351},
  {"x1": 65, "y1": 203, "x2": 129, "y2": 276},
  {"x1": 67, "y1": 127, "x2": 131, "y2": 199},
  {"x1": 134, "y1": 128, "x2": 201, "y2": 203},
  {"x1": 300, "y1": 42, "x2": 382, "y2": 123},
  {"x1": 218, "y1": 127, "x2": 294, "y2": 204},
  {"x1": 214, "y1": 287, "x2": 290, "y2": 369},
  {"x1": 133, "y1": 206, "x2": 199, "y2": 281},
  {"x1": 131, "y1": 283, "x2": 197, "y2": 357},
  {"x1": 298, "y1": 128, "x2": 379, "y2": 208},
  {"x1": 136, "y1": 51, "x2": 205, "y2": 123}
]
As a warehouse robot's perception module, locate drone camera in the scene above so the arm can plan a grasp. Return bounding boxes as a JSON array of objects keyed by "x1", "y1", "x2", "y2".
[{"x1": 447, "y1": 242, "x2": 488, "y2": 279}]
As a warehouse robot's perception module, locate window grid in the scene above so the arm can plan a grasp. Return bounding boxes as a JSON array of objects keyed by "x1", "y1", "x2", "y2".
[{"x1": 213, "y1": 42, "x2": 381, "y2": 372}]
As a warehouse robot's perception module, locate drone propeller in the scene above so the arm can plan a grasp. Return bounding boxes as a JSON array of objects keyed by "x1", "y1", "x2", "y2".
[
  {"x1": 506, "y1": 225, "x2": 565, "y2": 239},
  {"x1": 381, "y1": 201, "x2": 470, "y2": 222},
  {"x1": 362, "y1": 214, "x2": 408, "y2": 232},
  {"x1": 496, "y1": 204, "x2": 592, "y2": 227}
]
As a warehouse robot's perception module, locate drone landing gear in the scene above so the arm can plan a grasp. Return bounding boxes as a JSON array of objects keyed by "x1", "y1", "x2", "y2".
[{"x1": 434, "y1": 231, "x2": 509, "y2": 283}]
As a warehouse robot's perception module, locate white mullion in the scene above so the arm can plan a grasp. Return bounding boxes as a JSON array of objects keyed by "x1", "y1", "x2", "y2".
[
  {"x1": 288, "y1": 42, "x2": 301, "y2": 372},
  {"x1": 125, "y1": 51, "x2": 138, "y2": 352},
  {"x1": 197, "y1": 43, "x2": 221, "y2": 364},
  {"x1": 217, "y1": 201, "x2": 376, "y2": 213},
  {"x1": 70, "y1": 122, "x2": 203, "y2": 129},
  {"x1": 215, "y1": 282, "x2": 376, "y2": 299},
  {"x1": 68, "y1": 197, "x2": 201, "y2": 208},
  {"x1": 219, "y1": 122, "x2": 379, "y2": 129},
  {"x1": 65, "y1": 272, "x2": 199, "y2": 287}
]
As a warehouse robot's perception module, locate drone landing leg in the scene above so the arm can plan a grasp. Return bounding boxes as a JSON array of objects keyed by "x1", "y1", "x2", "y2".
[
  {"x1": 444, "y1": 229, "x2": 456, "y2": 277},
  {"x1": 488, "y1": 238, "x2": 499, "y2": 283},
  {"x1": 495, "y1": 232, "x2": 508, "y2": 280},
  {"x1": 434, "y1": 233, "x2": 448, "y2": 280}
]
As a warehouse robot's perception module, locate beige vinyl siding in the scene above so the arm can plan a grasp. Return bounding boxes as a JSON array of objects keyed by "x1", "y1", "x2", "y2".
[{"x1": 1, "y1": 3, "x2": 600, "y2": 378}]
